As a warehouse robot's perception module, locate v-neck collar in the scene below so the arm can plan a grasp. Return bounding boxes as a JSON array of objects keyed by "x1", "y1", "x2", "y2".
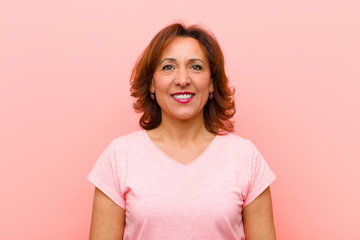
[{"x1": 142, "y1": 129, "x2": 218, "y2": 168}]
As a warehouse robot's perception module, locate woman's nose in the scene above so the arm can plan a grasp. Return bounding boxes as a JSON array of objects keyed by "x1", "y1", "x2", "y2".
[{"x1": 174, "y1": 67, "x2": 191, "y2": 87}]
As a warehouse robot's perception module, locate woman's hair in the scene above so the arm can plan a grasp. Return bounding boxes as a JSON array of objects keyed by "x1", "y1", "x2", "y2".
[{"x1": 130, "y1": 22, "x2": 235, "y2": 134}]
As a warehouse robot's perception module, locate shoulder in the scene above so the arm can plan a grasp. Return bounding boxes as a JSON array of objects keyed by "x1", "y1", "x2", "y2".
[
  {"x1": 95, "y1": 130, "x2": 145, "y2": 167},
  {"x1": 98, "y1": 130, "x2": 145, "y2": 159},
  {"x1": 216, "y1": 132, "x2": 254, "y2": 151},
  {"x1": 112, "y1": 130, "x2": 145, "y2": 147},
  {"x1": 215, "y1": 133, "x2": 264, "y2": 167}
]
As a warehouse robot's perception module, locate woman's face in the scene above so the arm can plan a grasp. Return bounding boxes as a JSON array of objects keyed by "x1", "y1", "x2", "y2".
[{"x1": 151, "y1": 37, "x2": 213, "y2": 123}]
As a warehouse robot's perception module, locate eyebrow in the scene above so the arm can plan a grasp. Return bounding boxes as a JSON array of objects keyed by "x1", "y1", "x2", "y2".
[{"x1": 159, "y1": 58, "x2": 206, "y2": 64}]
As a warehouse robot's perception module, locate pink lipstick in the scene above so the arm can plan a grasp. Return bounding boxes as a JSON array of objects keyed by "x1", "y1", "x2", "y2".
[{"x1": 171, "y1": 92, "x2": 194, "y2": 104}]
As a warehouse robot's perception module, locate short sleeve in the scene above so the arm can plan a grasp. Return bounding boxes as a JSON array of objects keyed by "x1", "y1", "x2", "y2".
[
  {"x1": 87, "y1": 140, "x2": 126, "y2": 210},
  {"x1": 243, "y1": 140, "x2": 276, "y2": 207}
]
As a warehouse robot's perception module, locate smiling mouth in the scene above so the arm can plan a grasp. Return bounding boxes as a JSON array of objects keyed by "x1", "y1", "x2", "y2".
[
  {"x1": 171, "y1": 92, "x2": 195, "y2": 103},
  {"x1": 172, "y1": 93, "x2": 194, "y2": 99}
]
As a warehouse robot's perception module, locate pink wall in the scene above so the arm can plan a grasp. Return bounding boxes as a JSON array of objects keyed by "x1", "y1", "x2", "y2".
[{"x1": 1, "y1": 0, "x2": 359, "y2": 239}]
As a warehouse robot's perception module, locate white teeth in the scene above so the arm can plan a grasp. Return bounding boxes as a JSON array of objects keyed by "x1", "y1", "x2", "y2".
[{"x1": 173, "y1": 94, "x2": 193, "y2": 99}]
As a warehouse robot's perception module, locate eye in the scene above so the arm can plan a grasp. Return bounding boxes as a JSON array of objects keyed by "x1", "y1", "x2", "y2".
[
  {"x1": 162, "y1": 65, "x2": 175, "y2": 70},
  {"x1": 191, "y1": 65, "x2": 203, "y2": 70}
]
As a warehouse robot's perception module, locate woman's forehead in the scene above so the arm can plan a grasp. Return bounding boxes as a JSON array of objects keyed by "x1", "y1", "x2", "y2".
[{"x1": 159, "y1": 37, "x2": 208, "y2": 62}]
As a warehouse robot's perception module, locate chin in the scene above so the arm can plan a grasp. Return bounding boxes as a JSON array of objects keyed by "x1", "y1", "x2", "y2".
[
  {"x1": 171, "y1": 112, "x2": 202, "y2": 121},
  {"x1": 162, "y1": 108, "x2": 204, "y2": 122}
]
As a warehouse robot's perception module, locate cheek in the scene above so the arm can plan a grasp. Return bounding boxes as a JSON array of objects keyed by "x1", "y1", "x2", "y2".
[
  {"x1": 153, "y1": 82, "x2": 172, "y2": 99},
  {"x1": 152, "y1": 74, "x2": 167, "y2": 92},
  {"x1": 198, "y1": 76, "x2": 211, "y2": 91},
  {"x1": 154, "y1": 80, "x2": 169, "y2": 93}
]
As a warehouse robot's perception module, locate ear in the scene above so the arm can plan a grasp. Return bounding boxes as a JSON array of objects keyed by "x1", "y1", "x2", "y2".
[
  {"x1": 150, "y1": 79, "x2": 155, "y2": 93},
  {"x1": 209, "y1": 79, "x2": 214, "y2": 93}
]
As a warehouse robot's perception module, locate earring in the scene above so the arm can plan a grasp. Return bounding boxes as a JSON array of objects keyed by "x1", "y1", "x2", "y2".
[
  {"x1": 209, "y1": 92, "x2": 214, "y2": 100},
  {"x1": 150, "y1": 92, "x2": 155, "y2": 100}
]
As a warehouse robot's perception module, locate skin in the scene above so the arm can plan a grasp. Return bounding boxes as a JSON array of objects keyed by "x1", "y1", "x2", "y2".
[
  {"x1": 243, "y1": 187, "x2": 277, "y2": 240},
  {"x1": 148, "y1": 36, "x2": 215, "y2": 164},
  {"x1": 89, "y1": 36, "x2": 276, "y2": 239},
  {"x1": 150, "y1": 37, "x2": 213, "y2": 124},
  {"x1": 89, "y1": 188, "x2": 125, "y2": 240}
]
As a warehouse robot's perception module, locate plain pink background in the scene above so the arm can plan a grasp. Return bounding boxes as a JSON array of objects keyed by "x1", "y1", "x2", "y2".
[{"x1": 1, "y1": 0, "x2": 359, "y2": 239}]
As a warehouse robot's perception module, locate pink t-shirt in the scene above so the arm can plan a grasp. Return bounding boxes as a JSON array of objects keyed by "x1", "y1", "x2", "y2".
[{"x1": 87, "y1": 130, "x2": 276, "y2": 240}]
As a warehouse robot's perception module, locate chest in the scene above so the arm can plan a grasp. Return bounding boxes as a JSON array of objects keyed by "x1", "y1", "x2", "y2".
[
  {"x1": 123, "y1": 157, "x2": 247, "y2": 226},
  {"x1": 152, "y1": 140, "x2": 211, "y2": 164}
]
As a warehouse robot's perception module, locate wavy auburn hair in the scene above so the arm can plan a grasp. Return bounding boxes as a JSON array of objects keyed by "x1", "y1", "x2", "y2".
[{"x1": 130, "y1": 22, "x2": 235, "y2": 134}]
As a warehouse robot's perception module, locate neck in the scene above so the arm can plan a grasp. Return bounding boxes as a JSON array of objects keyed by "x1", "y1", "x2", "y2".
[{"x1": 150, "y1": 110, "x2": 213, "y2": 144}]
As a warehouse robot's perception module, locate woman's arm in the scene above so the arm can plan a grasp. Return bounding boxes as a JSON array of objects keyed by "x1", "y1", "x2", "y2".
[
  {"x1": 242, "y1": 186, "x2": 276, "y2": 240},
  {"x1": 89, "y1": 187, "x2": 125, "y2": 240}
]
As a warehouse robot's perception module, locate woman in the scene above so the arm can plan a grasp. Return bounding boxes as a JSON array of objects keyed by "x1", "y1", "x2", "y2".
[{"x1": 88, "y1": 22, "x2": 276, "y2": 240}]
